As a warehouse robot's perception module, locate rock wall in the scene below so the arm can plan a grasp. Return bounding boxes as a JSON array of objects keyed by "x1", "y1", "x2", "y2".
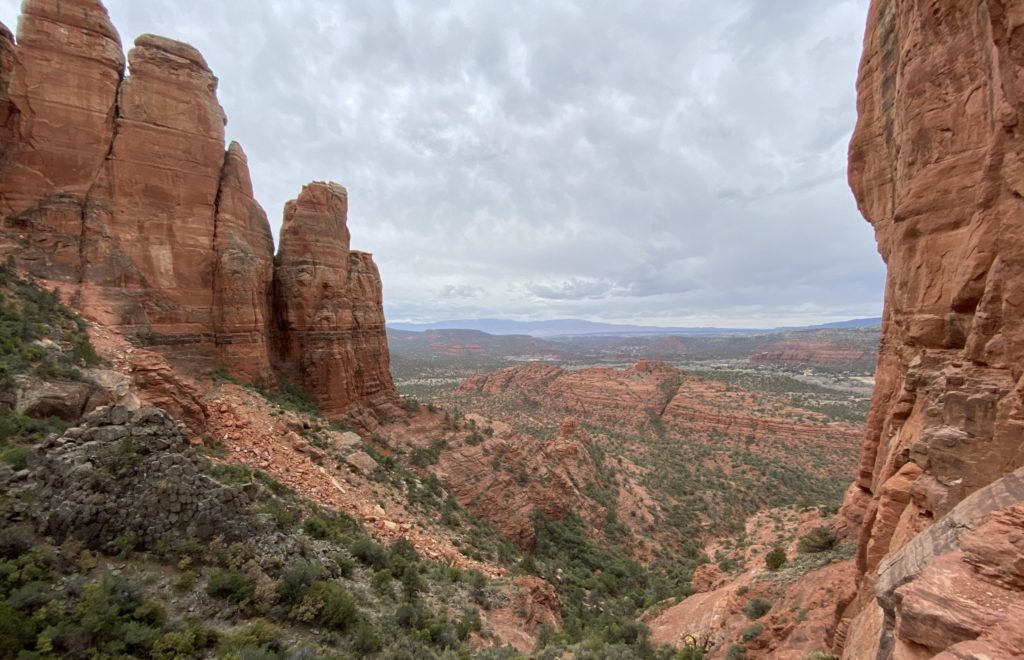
[
  {"x1": 21, "y1": 406, "x2": 259, "y2": 549},
  {"x1": 272, "y1": 182, "x2": 395, "y2": 416},
  {"x1": 0, "y1": 1, "x2": 396, "y2": 416},
  {"x1": 839, "y1": 0, "x2": 1024, "y2": 657}
]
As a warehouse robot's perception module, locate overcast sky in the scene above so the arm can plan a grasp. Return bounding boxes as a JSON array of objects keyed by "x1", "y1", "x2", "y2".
[{"x1": 1, "y1": 0, "x2": 883, "y2": 327}]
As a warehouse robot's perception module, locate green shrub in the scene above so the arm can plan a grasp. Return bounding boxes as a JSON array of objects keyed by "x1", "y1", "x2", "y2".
[
  {"x1": 765, "y1": 546, "x2": 787, "y2": 571},
  {"x1": 390, "y1": 537, "x2": 420, "y2": 564},
  {"x1": 333, "y1": 554, "x2": 356, "y2": 578},
  {"x1": 209, "y1": 463, "x2": 252, "y2": 486},
  {"x1": 206, "y1": 367, "x2": 240, "y2": 385},
  {"x1": 371, "y1": 569, "x2": 394, "y2": 598},
  {"x1": 302, "y1": 512, "x2": 360, "y2": 544},
  {"x1": 456, "y1": 607, "x2": 482, "y2": 641},
  {"x1": 250, "y1": 382, "x2": 320, "y2": 417},
  {"x1": 726, "y1": 644, "x2": 747, "y2": 660},
  {"x1": 216, "y1": 620, "x2": 283, "y2": 658},
  {"x1": 309, "y1": 580, "x2": 358, "y2": 631},
  {"x1": 0, "y1": 524, "x2": 34, "y2": 560},
  {"x1": 277, "y1": 560, "x2": 323, "y2": 608},
  {"x1": 206, "y1": 568, "x2": 255, "y2": 604},
  {"x1": 352, "y1": 618, "x2": 382, "y2": 654},
  {"x1": 0, "y1": 600, "x2": 34, "y2": 653},
  {"x1": 151, "y1": 624, "x2": 216, "y2": 660},
  {"x1": 797, "y1": 526, "x2": 837, "y2": 554},
  {"x1": 0, "y1": 443, "x2": 28, "y2": 470},
  {"x1": 741, "y1": 623, "x2": 763, "y2": 642},
  {"x1": 742, "y1": 597, "x2": 771, "y2": 620},
  {"x1": 410, "y1": 445, "x2": 440, "y2": 467},
  {"x1": 0, "y1": 412, "x2": 68, "y2": 446},
  {"x1": 350, "y1": 538, "x2": 389, "y2": 569}
]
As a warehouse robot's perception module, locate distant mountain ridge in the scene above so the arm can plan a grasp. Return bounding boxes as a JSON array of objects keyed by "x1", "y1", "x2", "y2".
[{"x1": 388, "y1": 316, "x2": 882, "y2": 338}]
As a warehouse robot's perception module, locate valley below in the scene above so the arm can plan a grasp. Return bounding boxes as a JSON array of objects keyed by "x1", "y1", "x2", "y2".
[{"x1": 381, "y1": 326, "x2": 879, "y2": 657}]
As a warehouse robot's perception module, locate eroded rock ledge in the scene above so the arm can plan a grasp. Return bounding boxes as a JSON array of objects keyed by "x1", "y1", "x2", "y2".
[
  {"x1": 0, "y1": 0, "x2": 396, "y2": 417},
  {"x1": 838, "y1": 1, "x2": 1024, "y2": 657}
]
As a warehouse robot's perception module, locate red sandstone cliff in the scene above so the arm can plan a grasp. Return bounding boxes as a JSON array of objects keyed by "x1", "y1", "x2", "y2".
[
  {"x1": 272, "y1": 182, "x2": 396, "y2": 416},
  {"x1": 838, "y1": 1, "x2": 1024, "y2": 657},
  {"x1": 0, "y1": 1, "x2": 396, "y2": 417}
]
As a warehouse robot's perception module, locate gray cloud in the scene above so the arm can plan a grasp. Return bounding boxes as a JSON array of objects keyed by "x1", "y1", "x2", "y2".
[{"x1": 0, "y1": 0, "x2": 883, "y2": 327}]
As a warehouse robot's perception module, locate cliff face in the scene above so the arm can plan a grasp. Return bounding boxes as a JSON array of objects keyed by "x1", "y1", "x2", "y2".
[
  {"x1": 272, "y1": 182, "x2": 395, "y2": 416},
  {"x1": 0, "y1": 0, "x2": 396, "y2": 417},
  {"x1": 840, "y1": 1, "x2": 1024, "y2": 657}
]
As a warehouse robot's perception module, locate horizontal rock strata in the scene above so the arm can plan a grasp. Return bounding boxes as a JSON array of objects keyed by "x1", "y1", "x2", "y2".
[{"x1": 0, "y1": 1, "x2": 396, "y2": 416}]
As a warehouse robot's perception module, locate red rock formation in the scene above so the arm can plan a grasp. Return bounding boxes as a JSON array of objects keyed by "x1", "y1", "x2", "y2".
[
  {"x1": 385, "y1": 410, "x2": 604, "y2": 550},
  {"x1": 0, "y1": 22, "x2": 18, "y2": 154},
  {"x1": 272, "y1": 182, "x2": 397, "y2": 416},
  {"x1": 748, "y1": 337, "x2": 879, "y2": 371},
  {"x1": 837, "y1": 1, "x2": 1024, "y2": 656},
  {"x1": 460, "y1": 362, "x2": 862, "y2": 452},
  {"x1": 0, "y1": 1, "x2": 397, "y2": 418},
  {"x1": 0, "y1": 0, "x2": 123, "y2": 275},
  {"x1": 213, "y1": 142, "x2": 275, "y2": 384},
  {"x1": 98, "y1": 34, "x2": 226, "y2": 348}
]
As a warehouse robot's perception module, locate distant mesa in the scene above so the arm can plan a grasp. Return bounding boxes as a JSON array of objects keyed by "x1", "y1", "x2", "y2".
[{"x1": 388, "y1": 316, "x2": 882, "y2": 338}]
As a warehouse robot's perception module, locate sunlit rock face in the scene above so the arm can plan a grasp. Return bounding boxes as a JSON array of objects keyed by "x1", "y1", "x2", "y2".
[
  {"x1": 838, "y1": 1, "x2": 1024, "y2": 657},
  {"x1": 0, "y1": 1, "x2": 397, "y2": 417}
]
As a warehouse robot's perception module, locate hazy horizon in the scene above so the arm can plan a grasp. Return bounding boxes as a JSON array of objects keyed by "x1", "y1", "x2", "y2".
[{"x1": 0, "y1": 0, "x2": 883, "y2": 327}]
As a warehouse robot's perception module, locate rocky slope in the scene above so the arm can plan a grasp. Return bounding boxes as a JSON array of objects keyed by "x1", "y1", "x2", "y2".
[
  {"x1": 459, "y1": 360, "x2": 862, "y2": 460},
  {"x1": 836, "y1": 0, "x2": 1024, "y2": 657},
  {"x1": 0, "y1": 0, "x2": 396, "y2": 418},
  {"x1": 443, "y1": 360, "x2": 863, "y2": 565}
]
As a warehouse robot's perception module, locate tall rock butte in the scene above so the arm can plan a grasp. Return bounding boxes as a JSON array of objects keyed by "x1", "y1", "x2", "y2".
[
  {"x1": 839, "y1": 0, "x2": 1024, "y2": 657},
  {"x1": 0, "y1": 0, "x2": 396, "y2": 417}
]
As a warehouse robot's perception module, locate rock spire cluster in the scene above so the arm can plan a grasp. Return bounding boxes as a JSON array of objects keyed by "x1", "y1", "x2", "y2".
[{"x1": 0, "y1": 0, "x2": 396, "y2": 417}]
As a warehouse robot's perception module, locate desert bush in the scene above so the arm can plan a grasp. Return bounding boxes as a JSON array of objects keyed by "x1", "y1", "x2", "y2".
[
  {"x1": 276, "y1": 560, "x2": 323, "y2": 608},
  {"x1": 742, "y1": 597, "x2": 771, "y2": 620},
  {"x1": 206, "y1": 568, "x2": 255, "y2": 604},
  {"x1": 741, "y1": 623, "x2": 763, "y2": 642},
  {"x1": 726, "y1": 644, "x2": 747, "y2": 660},
  {"x1": 350, "y1": 538, "x2": 389, "y2": 570},
  {"x1": 765, "y1": 546, "x2": 787, "y2": 571},
  {"x1": 216, "y1": 620, "x2": 284, "y2": 658},
  {"x1": 797, "y1": 526, "x2": 837, "y2": 554},
  {"x1": 352, "y1": 618, "x2": 382, "y2": 653}
]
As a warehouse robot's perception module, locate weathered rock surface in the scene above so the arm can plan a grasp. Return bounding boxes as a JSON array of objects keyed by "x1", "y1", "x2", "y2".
[
  {"x1": 23, "y1": 406, "x2": 258, "y2": 549},
  {"x1": 460, "y1": 361, "x2": 861, "y2": 453},
  {"x1": 273, "y1": 182, "x2": 397, "y2": 416},
  {"x1": 0, "y1": 1, "x2": 397, "y2": 418},
  {"x1": 213, "y1": 141, "x2": 275, "y2": 384},
  {"x1": 386, "y1": 409, "x2": 604, "y2": 550},
  {"x1": 838, "y1": 0, "x2": 1024, "y2": 656}
]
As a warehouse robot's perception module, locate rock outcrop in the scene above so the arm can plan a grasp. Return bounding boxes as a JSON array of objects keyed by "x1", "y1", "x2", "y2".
[
  {"x1": 0, "y1": 1, "x2": 396, "y2": 417},
  {"x1": 838, "y1": 1, "x2": 1024, "y2": 656},
  {"x1": 22, "y1": 406, "x2": 258, "y2": 549},
  {"x1": 460, "y1": 361, "x2": 862, "y2": 452},
  {"x1": 273, "y1": 183, "x2": 395, "y2": 416}
]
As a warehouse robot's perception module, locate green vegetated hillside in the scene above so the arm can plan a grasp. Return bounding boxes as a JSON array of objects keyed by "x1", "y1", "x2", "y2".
[
  {"x1": 384, "y1": 361, "x2": 864, "y2": 655},
  {"x1": 0, "y1": 265, "x2": 100, "y2": 466},
  {"x1": 0, "y1": 271, "x2": 714, "y2": 659}
]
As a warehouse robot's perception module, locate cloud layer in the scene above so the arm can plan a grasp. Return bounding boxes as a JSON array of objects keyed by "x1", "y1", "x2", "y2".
[{"x1": 0, "y1": 0, "x2": 884, "y2": 327}]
